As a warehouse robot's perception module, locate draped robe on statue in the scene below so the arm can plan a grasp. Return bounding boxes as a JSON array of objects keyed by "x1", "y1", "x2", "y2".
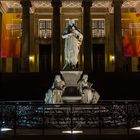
[{"x1": 62, "y1": 20, "x2": 83, "y2": 69}]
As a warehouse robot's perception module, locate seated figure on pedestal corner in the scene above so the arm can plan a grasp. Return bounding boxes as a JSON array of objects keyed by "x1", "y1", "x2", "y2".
[
  {"x1": 77, "y1": 74, "x2": 100, "y2": 104},
  {"x1": 62, "y1": 19, "x2": 83, "y2": 70},
  {"x1": 44, "y1": 75, "x2": 66, "y2": 104}
]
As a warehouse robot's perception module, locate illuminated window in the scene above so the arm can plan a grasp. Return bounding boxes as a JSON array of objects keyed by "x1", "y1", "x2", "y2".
[
  {"x1": 92, "y1": 19, "x2": 105, "y2": 38},
  {"x1": 122, "y1": 18, "x2": 131, "y2": 36},
  {"x1": 38, "y1": 19, "x2": 52, "y2": 39},
  {"x1": 65, "y1": 18, "x2": 78, "y2": 27}
]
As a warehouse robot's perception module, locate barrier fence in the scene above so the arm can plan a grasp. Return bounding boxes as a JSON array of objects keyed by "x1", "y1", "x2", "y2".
[{"x1": 0, "y1": 100, "x2": 140, "y2": 135}]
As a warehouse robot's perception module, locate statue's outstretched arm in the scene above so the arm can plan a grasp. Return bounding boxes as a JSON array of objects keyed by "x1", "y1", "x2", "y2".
[{"x1": 62, "y1": 33, "x2": 73, "y2": 39}]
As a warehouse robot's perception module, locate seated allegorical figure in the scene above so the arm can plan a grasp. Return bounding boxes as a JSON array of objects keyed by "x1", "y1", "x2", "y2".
[
  {"x1": 77, "y1": 74, "x2": 100, "y2": 104},
  {"x1": 44, "y1": 75, "x2": 66, "y2": 104}
]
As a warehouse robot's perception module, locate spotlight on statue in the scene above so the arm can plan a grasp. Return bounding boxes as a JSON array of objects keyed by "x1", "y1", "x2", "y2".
[
  {"x1": 131, "y1": 126, "x2": 140, "y2": 130},
  {"x1": 62, "y1": 130, "x2": 83, "y2": 134},
  {"x1": 0, "y1": 128, "x2": 13, "y2": 132}
]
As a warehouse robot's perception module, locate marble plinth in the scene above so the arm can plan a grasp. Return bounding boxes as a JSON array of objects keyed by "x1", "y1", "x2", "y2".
[
  {"x1": 62, "y1": 96, "x2": 82, "y2": 103},
  {"x1": 60, "y1": 71, "x2": 83, "y2": 87},
  {"x1": 60, "y1": 71, "x2": 83, "y2": 103}
]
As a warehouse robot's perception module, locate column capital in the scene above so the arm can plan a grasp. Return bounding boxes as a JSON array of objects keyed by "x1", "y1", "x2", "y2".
[
  {"x1": 82, "y1": 0, "x2": 92, "y2": 7},
  {"x1": 20, "y1": 0, "x2": 32, "y2": 7},
  {"x1": 51, "y1": 0, "x2": 62, "y2": 7},
  {"x1": 112, "y1": 0, "x2": 124, "y2": 7}
]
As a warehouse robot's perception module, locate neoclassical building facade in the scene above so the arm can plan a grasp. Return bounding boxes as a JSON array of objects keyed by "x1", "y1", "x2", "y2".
[{"x1": 0, "y1": 0, "x2": 140, "y2": 73}]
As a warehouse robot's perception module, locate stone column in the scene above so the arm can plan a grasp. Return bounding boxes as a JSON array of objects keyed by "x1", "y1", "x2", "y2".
[
  {"x1": 0, "y1": 11, "x2": 2, "y2": 49},
  {"x1": 137, "y1": 58, "x2": 140, "y2": 71},
  {"x1": 51, "y1": 0, "x2": 62, "y2": 73},
  {"x1": 20, "y1": 0, "x2": 31, "y2": 72},
  {"x1": 112, "y1": 0, "x2": 127, "y2": 72},
  {"x1": 0, "y1": 11, "x2": 2, "y2": 72},
  {"x1": 82, "y1": 0, "x2": 92, "y2": 73}
]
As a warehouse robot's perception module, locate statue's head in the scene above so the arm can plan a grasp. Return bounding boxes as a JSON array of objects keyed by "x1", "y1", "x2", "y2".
[
  {"x1": 68, "y1": 19, "x2": 75, "y2": 26},
  {"x1": 82, "y1": 74, "x2": 88, "y2": 81},
  {"x1": 54, "y1": 75, "x2": 61, "y2": 82}
]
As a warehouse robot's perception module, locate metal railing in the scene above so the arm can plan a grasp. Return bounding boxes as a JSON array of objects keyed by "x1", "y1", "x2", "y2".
[{"x1": 0, "y1": 100, "x2": 140, "y2": 135}]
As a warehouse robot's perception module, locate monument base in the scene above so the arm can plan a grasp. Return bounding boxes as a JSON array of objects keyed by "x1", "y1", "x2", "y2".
[
  {"x1": 60, "y1": 71, "x2": 83, "y2": 103},
  {"x1": 60, "y1": 71, "x2": 83, "y2": 86},
  {"x1": 62, "y1": 96, "x2": 82, "y2": 103}
]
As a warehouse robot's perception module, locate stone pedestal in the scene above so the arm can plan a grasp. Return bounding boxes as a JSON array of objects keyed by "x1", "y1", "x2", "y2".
[
  {"x1": 60, "y1": 71, "x2": 83, "y2": 103},
  {"x1": 60, "y1": 71, "x2": 83, "y2": 87}
]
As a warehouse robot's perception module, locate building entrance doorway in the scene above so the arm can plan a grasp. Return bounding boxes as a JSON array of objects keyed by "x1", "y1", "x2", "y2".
[
  {"x1": 93, "y1": 44, "x2": 105, "y2": 72},
  {"x1": 39, "y1": 44, "x2": 51, "y2": 73}
]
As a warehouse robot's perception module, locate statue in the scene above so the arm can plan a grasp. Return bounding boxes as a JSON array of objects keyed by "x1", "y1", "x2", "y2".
[
  {"x1": 44, "y1": 75, "x2": 66, "y2": 104},
  {"x1": 77, "y1": 74, "x2": 100, "y2": 104},
  {"x1": 62, "y1": 19, "x2": 83, "y2": 70}
]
